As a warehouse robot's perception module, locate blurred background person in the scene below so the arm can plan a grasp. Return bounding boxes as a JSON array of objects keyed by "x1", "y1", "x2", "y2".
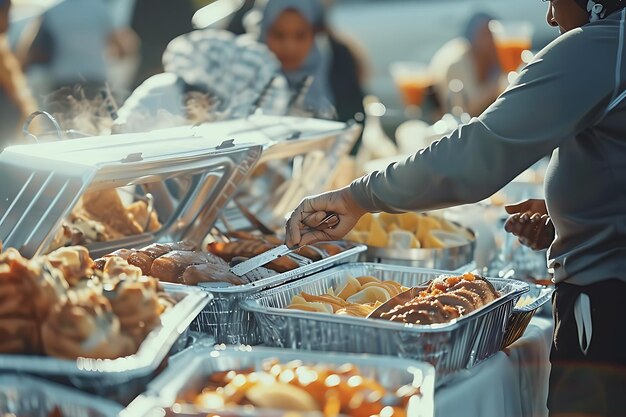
[
  {"x1": 129, "y1": 0, "x2": 196, "y2": 89},
  {"x1": 429, "y1": 12, "x2": 504, "y2": 117},
  {"x1": 0, "y1": 0, "x2": 37, "y2": 150},
  {"x1": 23, "y1": 0, "x2": 120, "y2": 99},
  {"x1": 256, "y1": 0, "x2": 367, "y2": 151}
]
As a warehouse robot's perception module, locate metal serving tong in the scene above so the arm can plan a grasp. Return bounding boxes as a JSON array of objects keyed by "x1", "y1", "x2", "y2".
[{"x1": 229, "y1": 212, "x2": 340, "y2": 277}]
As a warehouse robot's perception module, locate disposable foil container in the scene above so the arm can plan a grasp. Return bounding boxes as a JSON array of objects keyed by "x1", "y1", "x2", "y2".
[
  {"x1": 242, "y1": 263, "x2": 528, "y2": 387},
  {"x1": 502, "y1": 284, "x2": 554, "y2": 348},
  {"x1": 191, "y1": 243, "x2": 366, "y2": 345},
  {"x1": 0, "y1": 375, "x2": 122, "y2": 417},
  {"x1": 0, "y1": 283, "x2": 210, "y2": 403},
  {"x1": 123, "y1": 342, "x2": 435, "y2": 417}
]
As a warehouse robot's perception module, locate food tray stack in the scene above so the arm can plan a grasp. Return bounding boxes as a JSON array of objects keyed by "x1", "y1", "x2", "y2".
[
  {"x1": 0, "y1": 375, "x2": 122, "y2": 417},
  {"x1": 123, "y1": 343, "x2": 436, "y2": 417},
  {"x1": 243, "y1": 263, "x2": 528, "y2": 386},
  {"x1": 0, "y1": 284, "x2": 210, "y2": 404}
]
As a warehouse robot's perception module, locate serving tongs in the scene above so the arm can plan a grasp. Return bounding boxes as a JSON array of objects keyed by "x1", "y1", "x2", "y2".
[{"x1": 230, "y1": 213, "x2": 340, "y2": 277}]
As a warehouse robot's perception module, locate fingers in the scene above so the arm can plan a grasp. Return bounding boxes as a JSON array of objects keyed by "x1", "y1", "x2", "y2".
[
  {"x1": 302, "y1": 211, "x2": 329, "y2": 229},
  {"x1": 285, "y1": 206, "x2": 305, "y2": 248},
  {"x1": 504, "y1": 201, "x2": 531, "y2": 215},
  {"x1": 504, "y1": 199, "x2": 547, "y2": 215},
  {"x1": 505, "y1": 212, "x2": 555, "y2": 251}
]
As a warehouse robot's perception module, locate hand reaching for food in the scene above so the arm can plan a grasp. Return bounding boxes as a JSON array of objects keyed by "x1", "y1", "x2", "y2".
[
  {"x1": 285, "y1": 186, "x2": 367, "y2": 248},
  {"x1": 504, "y1": 199, "x2": 555, "y2": 251}
]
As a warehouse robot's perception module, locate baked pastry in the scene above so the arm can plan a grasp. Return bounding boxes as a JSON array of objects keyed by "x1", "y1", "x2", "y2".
[
  {"x1": 126, "y1": 200, "x2": 161, "y2": 232},
  {"x1": 41, "y1": 292, "x2": 136, "y2": 360},
  {"x1": 93, "y1": 248, "x2": 136, "y2": 270},
  {"x1": 0, "y1": 249, "x2": 67, "y2": 321},
  {"x1": 0, "y1": 318, "x2": 40, "y2": 354},
  {"x1": 46, "y1": 246, "x2": 94, "y2": 286},
  {"x1": 101, "y1": 256, "x2": 143, "y2": 285},
  {"x1": 106, "y1": 277, "x2": 162, "y2": 344},
  {"x1": 79, "y1": 189, "x2": 144, "y2": 238}
]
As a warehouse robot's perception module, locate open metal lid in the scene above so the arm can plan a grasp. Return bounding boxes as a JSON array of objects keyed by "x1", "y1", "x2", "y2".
[
  {"x1": 0, "y1": 128, "x2": 262, "y2": 258},
  {"x1": 150, "y1": 115, "x2": 359, "y2": 162}
]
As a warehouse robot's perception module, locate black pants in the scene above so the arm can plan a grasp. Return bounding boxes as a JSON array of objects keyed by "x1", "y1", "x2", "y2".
[{"x1": 549, "y1": 280, "x2": 626, "y2": 417}]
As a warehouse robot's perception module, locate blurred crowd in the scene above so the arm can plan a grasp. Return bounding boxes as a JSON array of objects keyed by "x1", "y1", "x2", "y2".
[{"x1": 0, "y1": 0, "x2": 509, "y2": 155}]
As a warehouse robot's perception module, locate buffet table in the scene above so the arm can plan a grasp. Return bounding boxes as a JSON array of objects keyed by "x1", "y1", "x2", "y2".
[{"x1": 435, "y1": 316, "x2": 553, "y2": 417}]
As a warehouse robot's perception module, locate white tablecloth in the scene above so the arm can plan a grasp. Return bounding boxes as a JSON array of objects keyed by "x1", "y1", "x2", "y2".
[{"x1": 435, "y1": 317, "x2": 554, "y2": 417}]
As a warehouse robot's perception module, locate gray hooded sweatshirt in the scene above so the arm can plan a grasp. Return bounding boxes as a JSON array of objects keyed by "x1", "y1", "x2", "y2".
[{"x1": 351, "y1": 9, "x2": 626, "y2": 286}]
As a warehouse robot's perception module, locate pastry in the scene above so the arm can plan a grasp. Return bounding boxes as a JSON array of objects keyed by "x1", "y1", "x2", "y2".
[
  {"x1": 126, "y1": 200, "x2": 161, "y2": 232},
  {"x1": 80, "y1": 189, "x2": 144, "y2": 237},
  {"x1": 106, "y1": 277, "x2": 162, "y2": 344},
  {"x1": 41, "y1": 292, "x2": 136, "y2": 360},
  {"x1": 93, "y1": 249, "x2": 135, "y2": 270},
  {"x1": 101, "y1": 256, "x2": 143, "y2": 283},
  {"x1": 46, "y1": 246, "x2": 94, "y2": 286},
  {"x1": 0, "y1": 249, "x2": 67, "y2": 321},
  {"x1": 0, "y1": 318, "x2": 40, "y2": 354}
]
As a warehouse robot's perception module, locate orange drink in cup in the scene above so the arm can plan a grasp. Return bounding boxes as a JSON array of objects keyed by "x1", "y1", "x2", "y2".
[
  {"x1": 390, "y1": 62, "x2": 433, "y2": 107},
  {"x1": 488, "y1": 20, "x2": 533, "y2": 73}
]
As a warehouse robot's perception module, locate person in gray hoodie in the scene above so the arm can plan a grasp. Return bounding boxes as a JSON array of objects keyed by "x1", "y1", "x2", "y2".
[{"x1": 286, "y1": 0, "x2": 626, "y2": 415}]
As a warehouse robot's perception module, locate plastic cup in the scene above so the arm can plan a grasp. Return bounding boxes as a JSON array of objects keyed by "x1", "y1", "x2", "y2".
[
  {"x1": 390, "y1": 62, "x2": 433, "y2": 107},
  {"x1": 488, "y1": 20, "x2": 534, "y2": 73}
]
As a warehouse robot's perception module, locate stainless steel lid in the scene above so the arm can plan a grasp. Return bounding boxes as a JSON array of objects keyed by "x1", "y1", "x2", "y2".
[{"x1": 0, "y1": 128, "x2": 263, "y2": 257}]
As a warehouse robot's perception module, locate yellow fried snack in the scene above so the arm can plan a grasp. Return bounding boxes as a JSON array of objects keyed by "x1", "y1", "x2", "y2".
[
  {"x1": 335, "y1": 304, "x2": 377, "y2": 317},
  {"x1": 336, "y1": 277, "x2": 362, "y2": 299},
  {"x1": 344, "y1": 230, "x2": 368, "y2": 244},
  {"x1": 438, "y1": 217, "x2": 475, "y2": 241},
  {"x1": 416, "y1": 215, "x2": 443, "y2": 247},
  {"x1": 347, "y1": 286, "x2": 391, "y2": 304},
  {"x1": 301, "y1": 293, "x2": 348, "y2": 312},
  {"x1": 422, "y1": 232, "x2": 446, "y2": 249},
  {"x1": 354, "y1": 213, "x2": 374, "y2": 232},
  {"x1": 366, "y1": 218, "x2": 389, "y2": 248},
  {"x1": 378, "y1": 213, "x2": 399, "y2": 230},
  {"x1": 287, "y1": 302, "x2": 332, "y2": 313},
  {"x1": 355, "y1": 276, "x2": 380, "y2": 285},
  {"x1": 398, "y1": 212, "x2": 420, "y2": 231}
]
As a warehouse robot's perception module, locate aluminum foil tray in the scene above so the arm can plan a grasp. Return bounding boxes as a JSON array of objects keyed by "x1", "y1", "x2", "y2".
[
  {"x1": 191, "y1": 243, "x2": 366, "y2": 345},
  {"x1": 242, "y1": 263, "x2": 528, "y2": 387},
  {"x1": 122, "y1": 342, "x2": 435, "y2": 417},
  {"x1": 363, "y1": 223, "x2": 476, "y2": 271},
  {"x1": 0, "y1": 283, "x2": 210, "y2": 403},
  {"x1": 502, "y1": 284, "x2": 554, "y2": 348},
  {"x1": 0, "y1": 375, "x2": 122, "y2": 417}
]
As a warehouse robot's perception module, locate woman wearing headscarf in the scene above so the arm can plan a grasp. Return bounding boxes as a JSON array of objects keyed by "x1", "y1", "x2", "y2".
[
  {"x1": 430, "y1": 12, "x2": 503, "y2": 117},
  {"x1": 258, "y1": 0, "x2": 366, "y2": 137},
  {"x1": 0, "y1": 0, "x2": 37, "y2": 150},
  {"x1": 286, "y1": 0, "x2": 626, "y2": 415}
]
